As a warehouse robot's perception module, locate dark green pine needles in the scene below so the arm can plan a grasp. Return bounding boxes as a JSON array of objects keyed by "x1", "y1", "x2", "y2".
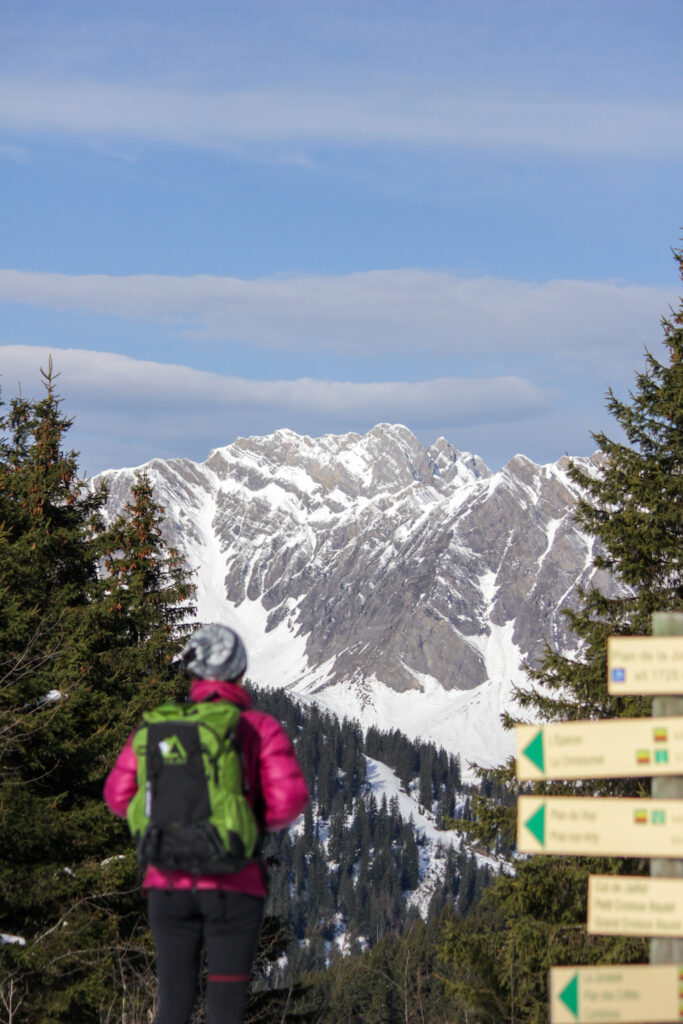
[{"x1": 0, "y1": 360, "x2": 196, "y2": 1023}]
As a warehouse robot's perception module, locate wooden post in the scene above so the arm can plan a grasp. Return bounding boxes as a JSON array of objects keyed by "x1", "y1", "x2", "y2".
[{"x1": 650, "y1": 611, "x2": 683, "y2": 965}]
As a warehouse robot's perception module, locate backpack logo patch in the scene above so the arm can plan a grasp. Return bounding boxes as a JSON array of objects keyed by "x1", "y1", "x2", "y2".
[{"x1": 158, "y1": 735, "x2": 188, "y2": 765}]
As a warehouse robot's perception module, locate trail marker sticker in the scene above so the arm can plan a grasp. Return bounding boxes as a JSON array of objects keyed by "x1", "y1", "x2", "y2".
[
  {"x1": 524, "y1": 802, "x2": 546, "y2": 845},
  {"x1": 550, "y1": 964, "x2": 683, "y2": 1023},
  {"x1": 516, "y1": 717, "x2": 683, "y2": 781},
  {"x1": 517, "y1": 796, "x2": 683, "y2": 858},
  {"x1": 522, "y1": 728, "x2": 545, "y2": 772},
  {"x1": 607, "y1": 636, "x2": 683, "y2": 694},
  {"x1": 559, "y1": 973, "x2": 578, "y2": 1017},
  {"x1": 587, "y1": 875, "x2": 683, "y2": 937}
]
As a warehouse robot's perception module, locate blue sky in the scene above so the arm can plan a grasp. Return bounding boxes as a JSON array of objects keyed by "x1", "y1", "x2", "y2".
[{"x1": 1, "y1": 0, "x2": 681, "y2": 475}]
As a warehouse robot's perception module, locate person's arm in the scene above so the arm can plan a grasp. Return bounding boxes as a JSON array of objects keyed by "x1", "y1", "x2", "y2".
[
  {"x1": 103, "y1": 733, "x2": 139, "y2": 818},
  {"x1": 255, "y1": 714, "x2": 309, "y2": 831}
]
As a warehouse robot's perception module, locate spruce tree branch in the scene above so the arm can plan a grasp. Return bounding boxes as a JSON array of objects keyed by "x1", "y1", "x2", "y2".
[{"x1": 29, "y1": 885, "x2": 142, "y2": 948}]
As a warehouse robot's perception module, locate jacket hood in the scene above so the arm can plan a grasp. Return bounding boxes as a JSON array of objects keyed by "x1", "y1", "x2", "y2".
[{"x1": 189, "y1": 679, "x2": 253, "y2": 710}]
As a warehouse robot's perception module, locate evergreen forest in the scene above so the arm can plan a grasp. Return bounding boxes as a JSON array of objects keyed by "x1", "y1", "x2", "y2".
[
  {"x1": 253, "y1": 686, "x2": 498, "y2": 976},
  {"x1": 0, "y1": 245, "x2": 681, "y2": 1022}
]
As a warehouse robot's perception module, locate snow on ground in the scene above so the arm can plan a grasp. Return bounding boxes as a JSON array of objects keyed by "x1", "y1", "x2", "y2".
[
  {"x1": 304, "y1": 671, "x2": 522, "y2": 784},
  {"x1": 195, "y1": 564, "x2": 529, "y2": 782},
  {"x1": 365, "y1": 757, "x2": 459, "y2": 852},
  {"x1": 363, "y1": 754, "x2": 505, "y2": 919},
  {"x1": 364, "y1": 756, "x2": 502, "y2": 872},
  {"x1": 193, "y1": 549, "x2": 530, "y2": 781},
  {"x1": 39, "y1": 689, "x2": 64, "y2": 705},
  {"x1": 195, "y1": 538, "x2": 533, "y2": 779}
]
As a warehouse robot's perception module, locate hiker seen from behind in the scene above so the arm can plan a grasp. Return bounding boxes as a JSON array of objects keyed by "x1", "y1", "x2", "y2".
[{"x1": 104, "y1": 623, "x2": 309, "y2": 1024}]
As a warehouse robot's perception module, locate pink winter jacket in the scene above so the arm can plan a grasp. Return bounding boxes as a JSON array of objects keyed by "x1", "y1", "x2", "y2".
[{"x1": 103, "y1": 680, "x2": 309, "y2": 897}]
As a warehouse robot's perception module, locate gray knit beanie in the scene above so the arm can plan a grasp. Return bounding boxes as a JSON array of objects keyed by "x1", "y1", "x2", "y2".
[{"x1": 180, "y1": 623, "x2": 248, "y2": 681}]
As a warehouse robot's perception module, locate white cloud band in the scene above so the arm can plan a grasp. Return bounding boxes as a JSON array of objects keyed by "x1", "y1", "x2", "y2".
[
  {"x1": 0, "y1": 345, "x2": 548, "y2": 472},
  {"x1": 0, "y1": 268, "x2": 674, "y2": 364}
]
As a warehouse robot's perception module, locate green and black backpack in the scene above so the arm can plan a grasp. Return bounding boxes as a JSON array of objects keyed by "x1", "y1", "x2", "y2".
[{"x1": 126, "y1": 700, "x2": 261, "y2": 875}]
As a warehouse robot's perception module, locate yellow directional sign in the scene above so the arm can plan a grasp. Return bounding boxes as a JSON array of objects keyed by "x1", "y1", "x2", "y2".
[
  {"x1": 550, "y1": 964, "x2": 683, "y2": 1023},
  {"x1": 588, "y1": 875, "x2": 683, "y2": 937},
  {"x1": 518, "y1": 796, "x2": 683, "y2": 858},
  {"x1": 516, "y1": 717, "x2": 683, "y2": 781},
  {"x1": 607, "y1": 636, "x2": 683, "y2": 694}
]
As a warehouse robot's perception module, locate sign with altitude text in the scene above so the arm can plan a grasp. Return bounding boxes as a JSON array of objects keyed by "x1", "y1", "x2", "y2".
[
  {"x1": 516, "y1": 717, "x2": 683, "y2": 781},
  {"x1": 550, "y1": 964, "x2": 683, "y2": 1023},
  {"x1": 588, "y1": 875, "x2": 683, "y2": 937},
  {"x1": 607, "y1": 636, "x2": 683, "y2": 695},
  {"x1": 518, "y1": 796, "x2": 683, "y2": 858}
]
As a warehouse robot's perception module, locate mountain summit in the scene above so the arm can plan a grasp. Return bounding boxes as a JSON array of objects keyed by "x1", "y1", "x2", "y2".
[{"x1": 96, "y1": 424, "x2": 609, "y2": 772}]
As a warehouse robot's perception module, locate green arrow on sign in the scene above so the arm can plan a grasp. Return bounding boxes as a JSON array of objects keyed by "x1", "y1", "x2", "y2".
[
  {"x1": 559, "y1": 973, "x2": 579, "y2": 1018},
  {"x1": 522, "y1": 729, "x2": 545, "y2": 772},
  {"x1": 524, "y1": 803, "x2": 546, "y2": 846}
]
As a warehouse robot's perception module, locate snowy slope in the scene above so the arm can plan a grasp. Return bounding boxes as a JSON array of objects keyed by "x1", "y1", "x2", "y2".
[{"x1": 363, "y1": 756, "x2": 506, "y2": 918}]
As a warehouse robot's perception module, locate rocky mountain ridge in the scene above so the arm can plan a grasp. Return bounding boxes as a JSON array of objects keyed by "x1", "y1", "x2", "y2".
[{"x1": 95, "y1": 424, "x2": 612, "y2": 773}]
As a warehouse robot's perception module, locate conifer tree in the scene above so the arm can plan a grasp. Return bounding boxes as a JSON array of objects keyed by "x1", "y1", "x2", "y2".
[
  {"x1": 0, "y1": 366, "x2": 115, "y2": 1019},
  {"x1": 442, "y1": 246, "x2": 683, "y2": 1023},
  {"x1": 102, "y1": 471, "x2": 195, "y2": 665},
  {"x1": 0, "y1": 365, "x2": 196, "y2": 1022},
  {"x1": 419, "y1": 746, "x2": 434, "y2": 808}
]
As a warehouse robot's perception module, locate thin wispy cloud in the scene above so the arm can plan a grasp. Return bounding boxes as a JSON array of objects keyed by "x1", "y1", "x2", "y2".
[
  {"x1": 0, "y1": 269, "x2": 674, "y2": 368},
  {"x1": 2, "y1": 80, "x2": 681, "y2": 157},
  {"x1": 0, "y1": 346, "x2": 547, "y2": 424},
  {"x1": 0, "y1": 345, "x2": 550, "y2": 473},
  {"x1": 0, "y1": 143, "x2": 28, "y2": 162}
]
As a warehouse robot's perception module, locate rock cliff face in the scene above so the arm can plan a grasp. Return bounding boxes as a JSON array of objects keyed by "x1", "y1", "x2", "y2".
[{"x1": 96, "y1": 424, "x2": 612, "y2": 771}]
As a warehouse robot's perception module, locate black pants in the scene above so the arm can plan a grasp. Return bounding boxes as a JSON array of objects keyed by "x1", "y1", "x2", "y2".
[{"x1": 148, "y1": 889, "x2": 265, "y2": 1024}]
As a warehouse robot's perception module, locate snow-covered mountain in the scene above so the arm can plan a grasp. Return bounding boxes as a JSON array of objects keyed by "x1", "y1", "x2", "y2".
[{"x1": 96, "y1": 424, "x2": 612, "y2": 777}]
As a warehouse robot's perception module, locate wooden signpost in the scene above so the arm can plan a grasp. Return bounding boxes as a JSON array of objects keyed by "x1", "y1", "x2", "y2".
[
  {"x1": 549, "y1": 964, "x2": 683, "y2": 1024},
  {"x1": 517, "y1": 795, "x2": 683, "y2": 859},
  {"x1": 607, "y1": 636, "x2": 683, "y2": 695},
  {"x1": 516, "y1": 717, "x2": 683, "y2": 781},
  {"x1": 514, "y1": 613, "x2": 683, "y2": 1023},
  {"x1": 587, "y1": 875, "x2": 683, "y2": 938}
]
